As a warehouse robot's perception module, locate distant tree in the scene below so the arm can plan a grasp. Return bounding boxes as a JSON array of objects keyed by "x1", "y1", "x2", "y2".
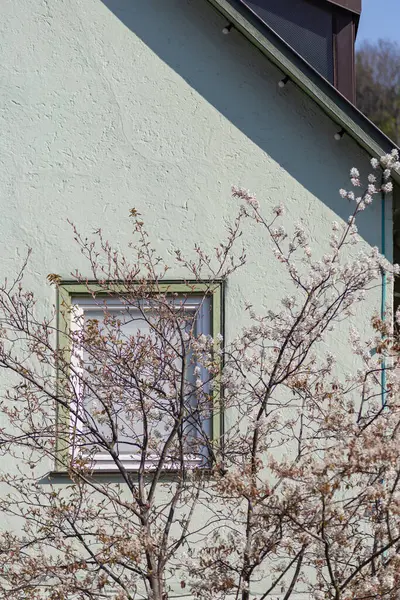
[{"x1": 356, "y1": 40, "x2": 400, "y2": 144}]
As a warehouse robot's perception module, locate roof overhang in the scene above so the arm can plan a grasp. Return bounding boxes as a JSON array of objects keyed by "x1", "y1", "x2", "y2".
[
  {"x1": 325, "y1": 0, "x2": 361, "y2": 16},
  {"x1": 206, "y1": 0, "x2": 400, "y2": 186}
]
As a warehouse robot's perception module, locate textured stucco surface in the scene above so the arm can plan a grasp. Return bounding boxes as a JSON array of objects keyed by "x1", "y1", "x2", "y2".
[
  {"x1": 0, "y1": 0, "x2": 393, "y2": 589},
  {"x1": 0, "y1": 0, "x2": 392, "y2": 433},
  {"x1": 0, "y1": 0, "x2": 390, "y2": 297}
]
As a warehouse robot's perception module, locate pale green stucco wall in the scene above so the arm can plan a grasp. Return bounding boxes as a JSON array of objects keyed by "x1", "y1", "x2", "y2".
[
  {"x1": 0, "y1": 0, "x2": 392, "y2": 444},
  {"x1": 0, "y1": 0, "x2": 393, "y2": 594},
  {"x1": 0, "y1": 0, "x2": 390, "y2": 305}
]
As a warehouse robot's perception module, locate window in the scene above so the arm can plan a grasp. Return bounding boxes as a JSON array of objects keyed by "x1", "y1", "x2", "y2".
[{"x1": 56, "y1": 282, "x2": 223, "y2": 471}]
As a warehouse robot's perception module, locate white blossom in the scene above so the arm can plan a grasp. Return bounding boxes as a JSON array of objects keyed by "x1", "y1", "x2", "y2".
[
  {"x1": 370, "y1": 157, "x2": 379, "y2": 168},
  {"x1": 364, "y1": 194, "x2": 373, "y2": 205},
  {"x1": 231, "y1": 186, "x2": 260, "y2": 209},
  {"x1": 273, "y1": 202, "x2": 285, "y2": 216},
  {"x1": 332, "y1": 221, "x2": 339, "y2": 231},
  {"x1": 382, "y1": 181, "x2": 393, "y2": 193}
]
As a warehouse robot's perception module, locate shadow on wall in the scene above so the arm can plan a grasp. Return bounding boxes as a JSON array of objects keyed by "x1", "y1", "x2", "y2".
[{"x1": 100, "y1": 0, "x2": 381, "y2": 249}]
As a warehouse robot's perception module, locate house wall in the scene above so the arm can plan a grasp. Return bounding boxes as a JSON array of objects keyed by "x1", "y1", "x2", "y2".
[
  {"x1": 0, "y1": 0, "x2": 389, "y2": 327},
  {"x1": 0, "y1": 0, "x2": 392, "y2": 594}
]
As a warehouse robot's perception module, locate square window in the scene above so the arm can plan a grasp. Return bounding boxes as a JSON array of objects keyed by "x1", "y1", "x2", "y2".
[{"x1": 55, "y1": 283, "x2": 223, "y2": 471}]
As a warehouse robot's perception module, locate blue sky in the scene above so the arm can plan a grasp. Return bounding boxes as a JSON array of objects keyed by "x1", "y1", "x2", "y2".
[{"x1": 356, "y1": 0, "x2": 400, "y2": 47}]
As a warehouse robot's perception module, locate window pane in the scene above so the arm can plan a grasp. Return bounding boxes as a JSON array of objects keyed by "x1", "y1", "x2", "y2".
[{"x1": 70, "y1": 296, "x2": 212, "y2": 463}]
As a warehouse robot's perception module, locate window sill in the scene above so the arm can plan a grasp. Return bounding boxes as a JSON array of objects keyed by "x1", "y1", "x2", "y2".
[
  {"x1": 49, "y1": 454, "x2": 208, "y2": 477},
  {"x1": 82, "y1": 454, "x2": 206, "y2": 471}
]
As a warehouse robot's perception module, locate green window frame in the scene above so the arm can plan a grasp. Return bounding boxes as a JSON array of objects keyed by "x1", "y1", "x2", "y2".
[{"x1": 55, "y1": 281, "x2": 224, "y2": 471}]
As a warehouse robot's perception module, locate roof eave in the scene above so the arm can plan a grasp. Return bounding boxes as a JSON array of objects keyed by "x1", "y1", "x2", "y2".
[
  {"x1": 207, "y1": 0, "x2": 400, "y2": 185},
  {"x1": 325, "y1": 0, "x2": 361, "y2": 16}
]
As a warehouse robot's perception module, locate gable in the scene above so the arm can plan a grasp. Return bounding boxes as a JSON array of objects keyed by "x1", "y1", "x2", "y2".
[{"x1": 207, "y1": 0, "x2": 400, "y2": 187}]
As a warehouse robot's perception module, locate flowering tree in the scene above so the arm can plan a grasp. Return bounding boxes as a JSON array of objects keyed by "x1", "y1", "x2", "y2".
[{"x1": 0, "y1": 151, "x2": 400, "y2": 600}]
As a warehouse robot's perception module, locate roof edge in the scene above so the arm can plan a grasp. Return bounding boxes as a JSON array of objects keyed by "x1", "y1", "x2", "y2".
[
  {"x1": 206, "y1": 0, "x2": 400, "y2": 185},
  {"x1": 326, "y1": 0, "x2": 361, "y2": 16}
]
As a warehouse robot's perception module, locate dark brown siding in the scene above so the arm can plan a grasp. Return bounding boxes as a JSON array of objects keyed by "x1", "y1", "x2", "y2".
[
  {"x1": 333, "y1": 9, "x2": 356, "y2": 102},
  {"x1": 238, "y1": 0, "x2": 358, "y2": 103},
  {"x1": 240, "y1": 0, "x2": 334, "y2": 82}
]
